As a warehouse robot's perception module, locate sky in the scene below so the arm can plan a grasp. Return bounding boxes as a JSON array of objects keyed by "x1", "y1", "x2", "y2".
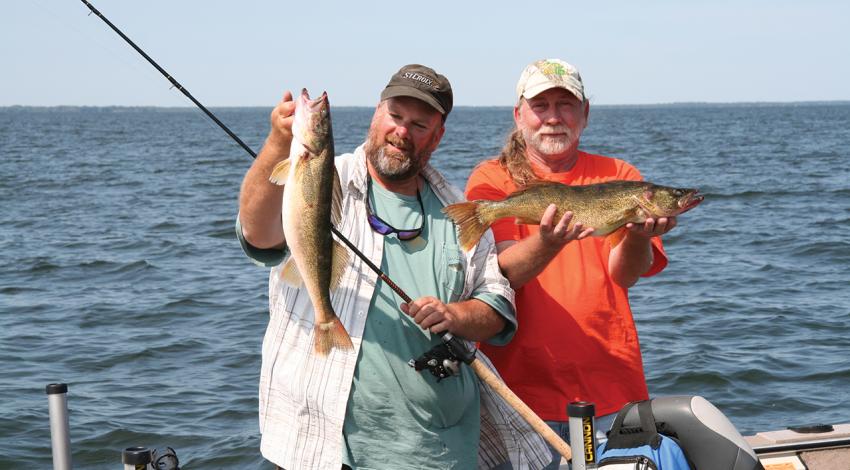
[{"x1": 3, "y1": 0, "x2": 849, "y2": 107}]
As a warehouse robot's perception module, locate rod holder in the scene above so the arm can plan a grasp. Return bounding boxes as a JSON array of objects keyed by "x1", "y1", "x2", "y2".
[
  {"x1": 122, "y1": 446, "x2": 152, "y2": 470},
  {"x1": 46, "y1": 383, "x2": 72, "y2": 470},
  {"x1": 568, "y1": 401, "x2": 598, "y2": 470}
]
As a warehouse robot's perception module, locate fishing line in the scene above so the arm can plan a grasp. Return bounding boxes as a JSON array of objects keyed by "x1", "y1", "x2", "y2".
[{"x1": 78, "y1": 1, "x2": 575, "y2": 460}]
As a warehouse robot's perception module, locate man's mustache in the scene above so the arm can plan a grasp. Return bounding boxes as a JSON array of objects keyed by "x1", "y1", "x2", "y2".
[
  {"x1": 537, "y1": 126, "x2": 569, "y2": 134},
  {"x1": 385, "y1": 135, "x2": 412, "y2": 151}
]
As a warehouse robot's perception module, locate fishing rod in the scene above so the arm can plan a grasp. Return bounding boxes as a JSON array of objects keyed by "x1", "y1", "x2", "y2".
[
  {"x1": 78, "y1": 0, "x2": 368, "y2": 285},
  {"x1": 80, "y1": 0, "x2": 573, "y2": 462},
  {"x1": 80, "y1": 0, "x2": 255, "y2": 158}
]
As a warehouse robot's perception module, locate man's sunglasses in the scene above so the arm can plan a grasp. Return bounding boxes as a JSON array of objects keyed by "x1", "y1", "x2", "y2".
[{"x1": 366, "y1": 177, "x2": 424, "y2": 241}]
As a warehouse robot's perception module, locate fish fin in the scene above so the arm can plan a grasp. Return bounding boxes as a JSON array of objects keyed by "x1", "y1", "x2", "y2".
[
  {"x1": 330, "y1": 168, "x2": 343, "y2": 226},
  {"x1": 269, "y1": 159, "x2": 291, "y2": 185},
  {"x1": 514, "y1": 216, "x2": 539, "y2": 225},
  {"x1": 607, "y1": 227, "x2": 628, "y2": 248},
  {"x1": 632, "y1": 193, "x2": 662, "y2": 218},
  {"x1": 329, "y1": 239, "x2": 349, "y2": 291},
  {"x1": 314, "y1": 317, "x2": 354, "y2": 355},
  {"x1": 443, "y1": 201, "x2": 491, "y2": 252},
  {"x1": 517, "y1": 179, "x2": 558, "y2": 189},
  {"x1": 279, "y1": 258, "x2": 303, "y2": 287}
]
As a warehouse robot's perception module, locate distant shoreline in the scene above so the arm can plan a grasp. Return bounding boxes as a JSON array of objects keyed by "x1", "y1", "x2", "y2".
[{"x1": 2, "y1": 101, "x2": 850, "y2": 111}]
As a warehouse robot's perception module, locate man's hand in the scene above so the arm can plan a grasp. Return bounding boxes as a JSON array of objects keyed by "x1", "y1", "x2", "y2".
[
  {"x1": 624, "y1": 216, "x2": 678, "y2": 239},
  {"x1": 401, "y1": 296, "x2": 456, "y2": 335},
  {"x1": 538, "y1": 203, "x2": 595, "y2": 248},
  {"x1": 266, "y1": 91, "x2": 296, "y2": 151},
  {"x1": 401, "y1": 297, "x2": 507, "y2": 341}
]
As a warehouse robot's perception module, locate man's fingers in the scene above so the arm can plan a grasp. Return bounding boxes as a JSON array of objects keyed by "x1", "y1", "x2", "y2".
[
  {"x1": 540, "y1": 204, "x2": 558, "y2": 229},
  {"x1": 429, "y1": 320, "x2": 449, "y2": 335},
  {"x1": 666, "y1": 217, "x2": 677, "y2": 232},
  {"x1": 553, "y1": 211, "x2": 573, "y2": 234}
]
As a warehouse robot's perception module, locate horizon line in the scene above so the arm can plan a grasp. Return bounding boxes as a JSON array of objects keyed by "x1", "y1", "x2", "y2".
[{"x1": 3, "y1": 100, "x2": 850, "y2": 109}]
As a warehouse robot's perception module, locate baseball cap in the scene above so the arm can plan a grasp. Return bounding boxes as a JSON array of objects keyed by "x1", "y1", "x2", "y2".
[
  {"x1": 380, "y1": 64, "x2": 453, "y2": 116},
  {"x1": 515, "y1": 59, "x2": 585, "y2": 102}
]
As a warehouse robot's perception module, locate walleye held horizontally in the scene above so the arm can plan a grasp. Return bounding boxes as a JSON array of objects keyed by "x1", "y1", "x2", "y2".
[{"x1": 444, "y1": 180, "x2": 704, "y2": 251}]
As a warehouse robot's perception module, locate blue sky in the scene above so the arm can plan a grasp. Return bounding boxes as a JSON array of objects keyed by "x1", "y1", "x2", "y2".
[{"x1": 3, "y1": 1, "x2": 849, "y2": 106}]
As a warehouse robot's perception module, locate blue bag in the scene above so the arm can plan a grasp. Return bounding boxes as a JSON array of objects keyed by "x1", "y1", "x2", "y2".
[{"x1": 596, "y1": 401, "x2": 693, "y2": 470}]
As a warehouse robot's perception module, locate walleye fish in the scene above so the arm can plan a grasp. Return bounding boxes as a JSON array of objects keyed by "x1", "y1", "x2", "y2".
[
  {"x1": 269, "y1": 89, "x2": 352, "y2": 355},
  {"x1": 444, "y1": 180, "x2": 704, "y2": 251}
]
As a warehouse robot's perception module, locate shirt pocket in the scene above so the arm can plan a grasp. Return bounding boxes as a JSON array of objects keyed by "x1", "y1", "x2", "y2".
[{"x1": 440, "y1": 243, "x2": 466, "y2": 303}]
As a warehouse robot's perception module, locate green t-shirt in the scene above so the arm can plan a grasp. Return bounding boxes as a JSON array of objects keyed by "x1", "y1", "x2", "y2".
[{"x1": 342, "y1": 180, "x2": 511, "y2": 470}]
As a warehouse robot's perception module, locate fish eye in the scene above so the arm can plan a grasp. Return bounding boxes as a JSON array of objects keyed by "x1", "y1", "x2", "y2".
[{"x1": 673, "y1": 189, "x2": 685, "y2": 197}]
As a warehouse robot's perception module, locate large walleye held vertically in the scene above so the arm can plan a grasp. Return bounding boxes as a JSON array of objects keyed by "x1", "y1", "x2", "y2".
[
  {"x1": 269, "y1": 89, "x2": 352, "y2": 355},
  {"x1": 444, "y1": 180, "x2": 703, "y2": 251}
]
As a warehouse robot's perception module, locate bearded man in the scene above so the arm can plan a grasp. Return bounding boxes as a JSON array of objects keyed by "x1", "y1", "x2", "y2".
[
  {"x1": 465, "y1": 59, "x2": 683, "y2": 469},
  {"x1": 236, "y1": 64, "x2": 549, "y2": 470}
]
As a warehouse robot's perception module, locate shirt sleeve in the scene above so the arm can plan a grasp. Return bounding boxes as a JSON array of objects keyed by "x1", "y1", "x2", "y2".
[
  {"x1": 472, "y1": 292, "x2": 516, "y2": 346},
  {"x1": 235, "y1": 216, "x2": 287, "y2": 268}
]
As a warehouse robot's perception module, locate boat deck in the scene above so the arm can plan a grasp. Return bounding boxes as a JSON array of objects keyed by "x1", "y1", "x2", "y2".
[{"x1": 746, "y1": 423, "x2": 850, "y2": 470}]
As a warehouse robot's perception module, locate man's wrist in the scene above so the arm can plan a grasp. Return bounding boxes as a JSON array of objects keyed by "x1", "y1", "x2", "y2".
[{"x1": 263, "y1": 132, "x2": 292, "y2": 155}]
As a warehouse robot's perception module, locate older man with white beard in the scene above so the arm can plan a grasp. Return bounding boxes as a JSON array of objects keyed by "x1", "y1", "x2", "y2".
[
  {"x1": 464, "y1": 58, "x2": 684, "y2": 469},
  {"x1": 236, "y1": 64, "x2": 550, "y2": 470}
]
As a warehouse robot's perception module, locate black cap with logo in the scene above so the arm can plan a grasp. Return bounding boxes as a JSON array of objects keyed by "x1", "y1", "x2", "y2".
[{"x1": 380, "y1": 64, "x2": 453, "y2": 116}]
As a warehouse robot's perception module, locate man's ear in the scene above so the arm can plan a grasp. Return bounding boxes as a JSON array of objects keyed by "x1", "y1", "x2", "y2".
[{"x1": 583, "y1": 100, "x2": 590, "y2": 129}]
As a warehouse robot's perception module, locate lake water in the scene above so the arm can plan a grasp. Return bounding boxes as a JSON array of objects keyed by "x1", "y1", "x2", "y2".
[{"x1": 1, "y1": 103, "x2": 849, "y2": 468}]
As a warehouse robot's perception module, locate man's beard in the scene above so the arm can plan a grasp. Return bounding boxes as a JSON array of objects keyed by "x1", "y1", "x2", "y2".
[
  {"x1": 364, "y1": 129, "x2": 434, "y2": 181},
  {"x1": 522, "y1": 125, "x2": 579, "y2": 156}
]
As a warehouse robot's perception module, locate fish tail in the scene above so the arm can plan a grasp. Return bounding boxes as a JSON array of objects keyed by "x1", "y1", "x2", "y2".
[
  {"x1": 313, "y1": 314, "x2": 354, "y2": 355},
  {"x1": 443, "y1": 201, "x2": 492, "y2": 252}
]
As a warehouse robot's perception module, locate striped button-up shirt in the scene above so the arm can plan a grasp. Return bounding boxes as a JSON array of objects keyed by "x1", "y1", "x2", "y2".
[{"x1": 246, "y1": 145, "x2": 550, "y2": 470}]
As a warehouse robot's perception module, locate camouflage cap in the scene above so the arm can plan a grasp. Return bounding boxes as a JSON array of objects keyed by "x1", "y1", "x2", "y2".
[
  {"x1": 381, "y1": 64, "x2": 453, "y2": 116},
  {"x1": 516, "y1": 59, "x2": 585, "y2": 102}
]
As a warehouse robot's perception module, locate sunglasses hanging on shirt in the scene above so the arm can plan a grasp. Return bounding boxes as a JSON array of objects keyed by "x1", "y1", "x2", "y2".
[{"x1": 366, "y1": 177, "x2": 424, "y2": 241}]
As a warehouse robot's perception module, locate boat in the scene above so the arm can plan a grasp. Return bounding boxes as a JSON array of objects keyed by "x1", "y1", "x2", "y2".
[
  {"x1": 747, "y1": 423, "x2": 850, "y2": 469},
  {"x1": 560, "y1": 396, "x2": 850, "y2": 470}
]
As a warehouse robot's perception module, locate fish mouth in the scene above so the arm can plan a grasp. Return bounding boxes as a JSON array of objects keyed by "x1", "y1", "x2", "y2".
[
  {"x1": 678, "y1": 190, "x2": 704, "y2": 213},
  {"x1": 299, "y1": 88, "x2": 329, "y2": 112}
]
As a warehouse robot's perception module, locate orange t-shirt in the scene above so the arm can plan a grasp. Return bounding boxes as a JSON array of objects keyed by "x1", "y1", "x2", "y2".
[{"x1": 466, "y1": 152, "x2": 668, "y2": 420}]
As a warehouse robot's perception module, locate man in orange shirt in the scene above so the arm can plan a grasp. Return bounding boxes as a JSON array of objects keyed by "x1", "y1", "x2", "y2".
[{"x1": 465, "y1": 58, "x2": 681, "y2": 469}]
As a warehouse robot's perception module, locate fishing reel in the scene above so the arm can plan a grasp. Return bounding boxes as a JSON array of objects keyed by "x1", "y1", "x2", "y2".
[{"x1": 408, "y1": 333, "x2": 476, "y2": 382}]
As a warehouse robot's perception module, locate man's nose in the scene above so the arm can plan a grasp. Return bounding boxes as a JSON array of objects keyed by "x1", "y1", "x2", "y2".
[
  {"x1": 393, "y1": 124, "x2": 410, "y2": 139},
  {"x1": 544, "y1": 110, "x2": 563, "y2": 125}
]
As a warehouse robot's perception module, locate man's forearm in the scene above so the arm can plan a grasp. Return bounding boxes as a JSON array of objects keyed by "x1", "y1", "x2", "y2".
[
  {"x1": 608, "y1": 233, "x2": 653, "y2": 288},
  {"x1": 447, "y1": 299, "x2": 506, "y2": 342},
  {"x1": 238, "y1": 137, "x2": 289, "y2": 249},
  {"x1": 496, "y1": 238, "x2": 561, "y2": 289}
]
